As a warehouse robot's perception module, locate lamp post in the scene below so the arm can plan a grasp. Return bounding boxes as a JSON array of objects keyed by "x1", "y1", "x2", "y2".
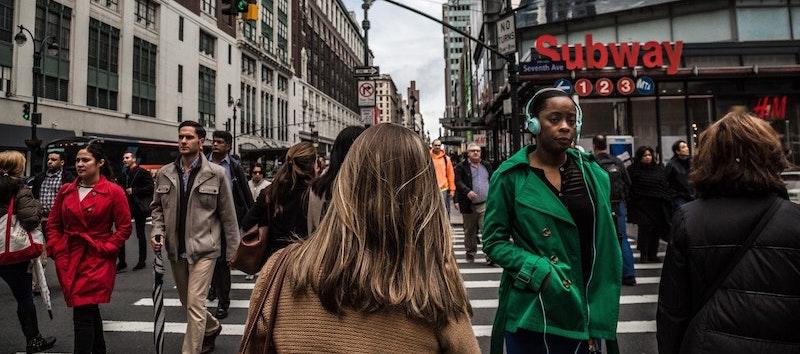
[
  {"x1": 228, "y1": 97, "x2": 242, "y2": 155},
  {"x1": 15, "y1": 25, "x2": 59, "y2": 174}
]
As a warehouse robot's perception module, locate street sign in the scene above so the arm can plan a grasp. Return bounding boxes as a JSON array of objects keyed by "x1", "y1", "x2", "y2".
[
  {"x1": 575, "y1": 79, "x2": 593, "y2": 97},
  {"x1": 519, "y1": 58, "x2": 566, "y2": 74},
  {"x1": 636, "y1": 76, "x2": 655, "y2": 95},
  {"x1": 617, "y1": 77, "x2": 635, "y2": 95},
  {"x1": 596, "y1": 78, "x2": 614, "y2": 96},
  {"x1": 354, "y1": 66, "x2": 379, "y2": 77},
  {"x1": 360, "y1": 107, "x2": 374, "y2": 125},
  {"x1": 497, "y1": 14, "x2": 516, "y2": 55},
  {"x1": 554, "y1": 79, "x2": 572, "y2": 94},
  {"x1": 357, "y1": 80, "x2": 376, "y2": 107}
]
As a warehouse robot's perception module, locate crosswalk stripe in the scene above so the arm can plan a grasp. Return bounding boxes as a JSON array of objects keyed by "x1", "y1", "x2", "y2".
[
  {"x1": 99, "y1": 320, "x2": 653, "y2": 337},
  {"x1": 133, "y1": 294, "x2": 659, "y2": 310}
]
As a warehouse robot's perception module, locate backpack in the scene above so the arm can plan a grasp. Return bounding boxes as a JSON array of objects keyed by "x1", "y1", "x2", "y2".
[{"x1": 597, "y1": 155, "x2": 626, "y2": 202}]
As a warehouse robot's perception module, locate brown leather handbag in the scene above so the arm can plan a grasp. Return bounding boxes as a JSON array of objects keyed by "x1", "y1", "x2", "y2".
[
  {"x1": 230, "y1": 224, "x2": 270, "y2": 275},
  {"x1": 231, "y1": 199, "x2": 272, "y2": 275}
]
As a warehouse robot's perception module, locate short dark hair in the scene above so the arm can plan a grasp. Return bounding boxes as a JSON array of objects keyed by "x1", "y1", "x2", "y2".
[
  {"x1": 529, "y1": 88, "x2": 572, "y2": 118},
  {"x1": 690, "y1": 112, "x2": 788, "y2": 198},
  {"x1": 633, "y1": 146, "x2": 657, "y2": 166},
  {"x1": 671, "y1": 140, "x2": 687, "y2": 154},
  {"x1": 123, "y1": 151, "x2": 137, "y2": 159},
  {"x1": 592, "y1": 135, "x2": 607, "y2": 150},
  {"x1": 178, "y1": 120, "x2": 206, "y2": 139},
  {"x1": 47, "y1": 151, "x2": 65, "y2": 161},
  {"x1": 212, "y1": 130, "x2": 233, "y2": 145},
  {"x1": 250, "y1": 162, "x2": 263, "y2": 174}
]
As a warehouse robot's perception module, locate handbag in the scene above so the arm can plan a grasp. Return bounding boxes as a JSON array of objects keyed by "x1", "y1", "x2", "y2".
[
  {"x1": 239, "y1": 243, "x2": 296, "y2": 354},
  {"x1": 231, "y1": 199, "x2": 271, "y2": 275},
  {"x1": 0, "y1": 197, "x2": 44, "y2": 265}
]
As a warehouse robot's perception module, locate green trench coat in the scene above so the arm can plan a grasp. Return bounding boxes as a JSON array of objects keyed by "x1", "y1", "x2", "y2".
[{"x1": 482, "y1": 146, "x2": 621, "y2": 354}]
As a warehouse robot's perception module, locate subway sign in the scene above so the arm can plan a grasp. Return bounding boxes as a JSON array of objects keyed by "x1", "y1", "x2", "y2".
[{"x1": 535, "y1": 34, "x2": 684, "y2": 75}]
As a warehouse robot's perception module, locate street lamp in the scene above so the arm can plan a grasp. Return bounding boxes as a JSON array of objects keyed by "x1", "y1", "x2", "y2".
[
  {"x1": 228, "y1": 97, "x2": 243, "y2": 155},
  {"x1": 15, "y1": 24, "x2": 59, "y2": 174}
]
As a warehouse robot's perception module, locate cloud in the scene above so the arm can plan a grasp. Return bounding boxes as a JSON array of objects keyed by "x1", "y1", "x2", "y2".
[{"x1": 343, "y1": 0, "x2": 446, "y2": 138}]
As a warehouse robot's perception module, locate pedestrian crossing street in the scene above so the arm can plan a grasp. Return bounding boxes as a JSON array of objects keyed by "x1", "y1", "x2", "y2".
[{"x1": 80, "y1": 225, "x2": 662, "y2": 353}]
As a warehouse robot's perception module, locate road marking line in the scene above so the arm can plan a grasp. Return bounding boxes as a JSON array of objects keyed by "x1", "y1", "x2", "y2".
[{"x1": 617, "y1": 320, "x2": 657, "y2": 333}]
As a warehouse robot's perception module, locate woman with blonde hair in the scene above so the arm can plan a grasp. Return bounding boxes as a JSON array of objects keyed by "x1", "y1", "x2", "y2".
[
  {"x1": 240, "y1": 124, "x2": 479, "y2": 353},
  {"x1": 0, "y1": 151, "x2": 57, "y2": 353},
  {"x1": 657, "y1": 112, "x2": 800, "y2": 353}
]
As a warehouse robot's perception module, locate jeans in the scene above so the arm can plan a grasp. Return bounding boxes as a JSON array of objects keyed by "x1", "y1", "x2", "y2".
[
  {"x1": 505, "y1": 329, "x2": 598, "y2": 354},
  {"x1": 614, "y1": 202, "x2": 636, "y2": 278},
  {"x1": 441, "y1": 190, "x2": 451, "y2": 216},
  {"x1": 0, "y1": 261, "x2": 41, "y2": 340},
  {"x1": 73, "y1": 304, "x2": 106, "y2": 354},
  {"x1": 119, "y1": 213, "x2": 147, "y2": 265}
]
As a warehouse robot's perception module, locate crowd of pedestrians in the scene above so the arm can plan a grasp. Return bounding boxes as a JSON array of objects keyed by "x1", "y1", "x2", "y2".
[{"x1": 1, "y1": 100, "x2": 799, "y2": 353}]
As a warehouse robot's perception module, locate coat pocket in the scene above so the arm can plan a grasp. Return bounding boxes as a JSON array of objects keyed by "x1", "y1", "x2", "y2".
[
  {"x1": 197, "y1": 185, "x2": 219, "y2": 209},
  {"x1": 156, "y1": 184, "x2": 170, "y2": 208}
]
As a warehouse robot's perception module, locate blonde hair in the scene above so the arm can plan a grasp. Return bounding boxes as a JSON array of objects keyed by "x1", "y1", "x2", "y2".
[
  {"x1": 0, "y1": 151, "x2": 27, "y2": 177},
  {"x1": 287, "y1": 123, "x2": 471, "y2": 327}
]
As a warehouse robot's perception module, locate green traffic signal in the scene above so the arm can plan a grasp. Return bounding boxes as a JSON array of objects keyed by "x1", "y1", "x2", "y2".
[
  {"x1": 235, "y1": 0, "x2": 248, "y2": 11},
  {"x1": 22, "y1": 103, "x2": 30, "y2": 121}
]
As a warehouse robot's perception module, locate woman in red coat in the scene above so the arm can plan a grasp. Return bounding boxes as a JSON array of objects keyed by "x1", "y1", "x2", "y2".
[{"x1": 48, "y1": 143, "x2": 131, "y2": 354}]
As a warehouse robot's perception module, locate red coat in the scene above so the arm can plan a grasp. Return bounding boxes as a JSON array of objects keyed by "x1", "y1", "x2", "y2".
[{"x1": 47, "y1": 176, "x2": 132, "y2": 307}]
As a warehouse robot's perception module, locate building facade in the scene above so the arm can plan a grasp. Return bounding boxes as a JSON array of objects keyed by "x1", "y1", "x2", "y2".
[
  {"x1": 374, "y1": 73, "x2": 401, "y2": 124},
  {"x1": 474, "y1": 0, "x2": 800, "y2": 164},
  {"x1": 0, "y1": 0, "x2": 245, "y2": 155},
  {"x1": 442, "y1": 0, "x2": 475, "y2": 120},
  {"x1": 291, "y1": 0, "x2": 365, "y2": 153}
]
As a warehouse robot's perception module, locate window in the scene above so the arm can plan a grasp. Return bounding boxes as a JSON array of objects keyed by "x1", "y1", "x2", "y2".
[
  {"x1": 135, "y1": 0, "x2": 157, "y2": 29},
  {"x1": 227, "y1": 44, "x2": 231, "y2": 64},
  {"x1": 276, "y1": 0, "x2": 288, "y2": 61},
  {"x1": 261, "y1": 0, "x2": 274, "y2": 52},
  {"x1": 201, "y1": 0, "x2": 215, "y2": 17},
  {"x1": 240, "y1": 83, "x2": 257, "y2": 134},
  {"x1": 132, "y1": 37, "x2": 157, "y2": 117},
  {"x1": 199, "y1": 31, "x2": 215, "y2": 57},
  {"x1": 241, "y1": 55, "x2": 256, "y2": 77},
  {"x1": 177, "y1": 106, "x2": 182, "y2": 122},
  {"x1": 178, "y1": 16, "x2": 184, "y2": 41},
  {"x1": 243, "y1": 21, "x2": 255, "y2": 42},
  {"x1": 91, "y1": 0, "x2": 119, "y2": 11},
  {"x1": 87, "y1": 18, "x2": 119, "y2": 110},
  {"x1": 261, "y1": 65, "x2": 273, "y2": 84},
  {"x1": 277, "y1": 75, "x2": 288, "y2": 92},
  {"x1": 198, "y1": 66, "x2": 216, "y2": 127},
  {"x1": 34, "y1": 0, "x2": 71, "y2": 102},
  {"x1": 177, "y1": 64, "x2": 183, "y2": 92},
  {"x1": 262, "y1": 91, "x2": 274, "y2": 138},
  {"x1": 737, "y1": 7, "x2": 791, "y2": 41}
]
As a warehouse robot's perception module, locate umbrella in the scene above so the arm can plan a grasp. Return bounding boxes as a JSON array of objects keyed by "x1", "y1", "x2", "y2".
[
  {"x1": 32, "y1": 258, "x2": 53, "y2": 319},
  {"x1": 152, "y1": 235, "x2": 165, "y2": 354}
]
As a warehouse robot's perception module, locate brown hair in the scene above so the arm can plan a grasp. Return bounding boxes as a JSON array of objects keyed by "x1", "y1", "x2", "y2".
[
  {"x1": 690, "y1": 112, "x2": 788, "y2": 198},
  {"x1": 287, "y1": 123, "x2": 471, "y2": 327},
  {"x1": 266, "y1": 142, "x2": 317, "y2": 215},
  {"x1": 0, "y1": 150, "x2": 26, "y2": 177}
]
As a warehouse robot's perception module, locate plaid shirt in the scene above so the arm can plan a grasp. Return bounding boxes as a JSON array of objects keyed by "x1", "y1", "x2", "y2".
[{"x1": 40, "y1": 169, "x2": 63, "y2": 215}]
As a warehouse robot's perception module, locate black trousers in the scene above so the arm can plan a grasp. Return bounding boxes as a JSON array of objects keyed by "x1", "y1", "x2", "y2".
[
  {"x1": 211, "y1": 238, "x2": 230, "y2": 310},
  {"x1": 637, "y1": 224, "x2": 661, "y2": 262},
  {"x1": 0, "y1": 261, "x2": 41, "y2": 340},
  {"x1": 73, "y1": 304, "x2": 106, "y2": 354},
  {"x1": 118, "y1": 213, "x2": 147, "y2": 265}
]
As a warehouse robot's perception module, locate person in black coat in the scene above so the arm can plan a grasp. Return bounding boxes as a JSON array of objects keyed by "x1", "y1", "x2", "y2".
[
  {"x1": 657, "y1": 112, "x2": 800, "y2": 354},
  {"x1": 454, "y1": 143, "x2": 493, "y2": 263},
  {"x1": 665, "y1": 140, "x2": 694, "y2": 209},
  {"x1": 116, "y1": 151, "x2": 154, "y2": 271},
  {"x1": 627, "y1": 146, "x2": 672, "y2": 263}
]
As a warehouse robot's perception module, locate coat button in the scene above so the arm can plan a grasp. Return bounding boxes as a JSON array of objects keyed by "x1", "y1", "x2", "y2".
[
  {"x1": 563, "y1": 279, "x2": 572, "y2": 289},
  {"x1": 92, "y1": 191, "x2": 97, "y2": 196},
  {"x1": 542, "y1": 228, "x2": 552, "y2": 237},
  {"x1": 550, "y1": 255, "x2": 558, "y2": 264}
]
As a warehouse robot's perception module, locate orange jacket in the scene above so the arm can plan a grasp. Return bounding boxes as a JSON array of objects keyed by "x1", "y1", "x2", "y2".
[{"x1": 431, "y1": 149, "x2": 455, "y2": 192}]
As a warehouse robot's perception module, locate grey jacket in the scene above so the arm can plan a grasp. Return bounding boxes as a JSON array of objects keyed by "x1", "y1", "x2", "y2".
[{"x1": 150, "y1": 154, "x2": 240, "y2": 263}]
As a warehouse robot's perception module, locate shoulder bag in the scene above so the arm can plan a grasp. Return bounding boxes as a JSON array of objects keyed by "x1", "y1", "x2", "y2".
[
  {"x1": 239, "y1": 243, "x2": 297, "y2": 354},
  {"x1": 231, "y1": 199, "x2": 271, "y2": 275},
  {"x1": 0, "y1": 197, "x2": 44, "y2": 265}
]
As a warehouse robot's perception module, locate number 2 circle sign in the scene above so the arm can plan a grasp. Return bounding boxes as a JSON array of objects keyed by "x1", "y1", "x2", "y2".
[{"x1": 596, "y1": 78, "x2": 614, "y2": 96}]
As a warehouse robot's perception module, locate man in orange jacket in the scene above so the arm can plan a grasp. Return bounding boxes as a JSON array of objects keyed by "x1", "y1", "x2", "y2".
[{"x1": 430, "y1": 139, "x2": 455, "y2": 216}]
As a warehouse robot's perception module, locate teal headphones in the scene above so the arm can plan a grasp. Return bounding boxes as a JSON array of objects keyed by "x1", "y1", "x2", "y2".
[{"x1": 524, "y1": 87, "x2": 584, "y2": 141}]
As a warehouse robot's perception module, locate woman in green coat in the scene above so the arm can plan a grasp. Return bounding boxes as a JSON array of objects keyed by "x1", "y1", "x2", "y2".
[{"x1": 483, "y1": 88, "x2": 621, "y2": 354}]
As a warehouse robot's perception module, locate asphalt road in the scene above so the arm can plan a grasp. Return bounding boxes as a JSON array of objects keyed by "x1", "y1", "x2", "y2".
[{"x1": 0, "y1": 222, "x2": 663, "y2": 354}]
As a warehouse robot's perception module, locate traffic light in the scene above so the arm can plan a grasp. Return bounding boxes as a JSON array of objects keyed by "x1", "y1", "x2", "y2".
[
  {"x1": 222, "y1": 0, "x2": 249, "y2": 15},
  {"x1": 22, "y1": 103, "x2": 30, "y2": 121},
  {"x1": 243, "y1": 2, "x2": 259, "y2": 21}
]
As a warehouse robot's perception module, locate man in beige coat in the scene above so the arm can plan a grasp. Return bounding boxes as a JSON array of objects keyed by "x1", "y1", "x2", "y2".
[{"x1": 150, "y1": 120, "x2": 241, "y2": 354}]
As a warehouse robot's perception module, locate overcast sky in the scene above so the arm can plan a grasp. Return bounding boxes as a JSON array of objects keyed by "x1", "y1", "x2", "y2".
[{"x1": 342, "y1": 0, "x2": 446, "y2": 138}]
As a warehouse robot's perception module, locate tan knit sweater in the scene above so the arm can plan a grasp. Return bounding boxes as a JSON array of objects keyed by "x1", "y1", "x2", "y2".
[{"x1": 241, "y1": 249, "x2": 481, "y2": 354}]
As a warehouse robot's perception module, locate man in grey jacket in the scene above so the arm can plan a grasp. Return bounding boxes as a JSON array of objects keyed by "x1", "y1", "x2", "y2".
[{"x1": 150, "y1": 121, "x2": 240, "y2": 354}]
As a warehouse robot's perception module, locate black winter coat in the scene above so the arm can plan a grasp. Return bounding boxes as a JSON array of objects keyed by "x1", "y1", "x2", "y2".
[
  {"x1": 627, "y1": 163, "x2": 672, "y2": 229},
  {"x1": 657, "y1": 195, "x2": 800, "y2": 354},
  {"x1": 117, "y1": 165, "x2": 154, "y2": 217},
  {"x1": 454, "y1": 159, "x2": 493, "y2": 214},
  {"x1": 665, "y1": 156, "x2": 693, "y2": 202}
]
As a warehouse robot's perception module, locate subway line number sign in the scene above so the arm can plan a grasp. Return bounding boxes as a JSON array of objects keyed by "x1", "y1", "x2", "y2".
[
  {"x1": 596, "y1": 78, "x2": 614, "y2": 96},
  {"x1": 574, "y1": 77, "x2": 653, "y2": 97}
]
